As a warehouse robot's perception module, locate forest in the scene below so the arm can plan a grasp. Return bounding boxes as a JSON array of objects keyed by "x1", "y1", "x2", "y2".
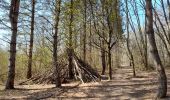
[{"x1": 0, "y1": 0, "x2": 170, "y2": 99}]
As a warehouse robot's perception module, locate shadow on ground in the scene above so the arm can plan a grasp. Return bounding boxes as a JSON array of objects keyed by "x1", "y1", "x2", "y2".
[{"x1": 1, "y1": 67, "x2": 170, "y2": 100}]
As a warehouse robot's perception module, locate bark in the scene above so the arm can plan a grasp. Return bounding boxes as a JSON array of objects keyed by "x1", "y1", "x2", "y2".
[
  {"x1": 144, "y1": 15, "x2": 148, "y2": 70},
  {"x1": 107, "y1": 16, "x2": 116, "y2": 80},
  {"x1": 107, "y1": 22, "x2": 113, "y2": 80},
  {"x1": 83, "y1": 0, "x2": 87, "y2": 62},
  {"x1": 68, "y1": 0, "x2": 74, "y2": 79},
  {"x1": 53, "y1": 0, "x2": 62, "y2": 87},
  {"x1": 114, "y1": 0, "x2": 121, "y2": 68},
  {"x1": 108, "y1": 47, "x2": 112, "y2": 80},
  {"x1": 101, "y1": 1, "x2": 106, "y2": 75},
  {"x1": 101, "y1": 48, "x2": 106, "y2": 75},
  {"x1": 27, "y1": 0, "x2": 35, "y2": 79},
  {"x1": 6, "y1": 0, "x2": 20, "y2": 89},
  {"x1": 167, "y1": 0, "x2": 170, "y2": 54},
  {"x1": 146, "y1": 0, "x2": 167, "y2": 98},
  {"x1": 89, "y1": 15, "x2": 92, "y2": 64}
]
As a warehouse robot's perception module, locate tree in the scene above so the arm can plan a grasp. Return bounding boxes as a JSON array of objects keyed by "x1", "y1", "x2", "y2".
[
  {"x1": 89, "y1": 0, "x2": 122, "y2": 79},
  {"x1": 145, "y1": 0, "x2": 167, "y2": 98},
  {"x1": 83, "y1": 0, "x2": 87, "y2": 62},
  {"x1": 68, "y1": 0, "x2": 74, "y2": 79},
  {"x1": 101, "y1": 0, "x2": 107, "y2": 75},
  {"x1": 105, "y1": 0, "x2": 120, "y2": 80},
  {"x1": 27, "y1": 0, "x2": 35, "y2": 79},
  {"x1": 6, "y1": 0, "x2": 20, "y2": 89},
  {"x1": 125, "y1": 0, "x2": 136, "y2": 77},
  {"x1": 132, "y1": 0, "x2": 148, "y2": 70},
  {"x1": 53, "y1": 0, "x2": 62, "y2": 87}
]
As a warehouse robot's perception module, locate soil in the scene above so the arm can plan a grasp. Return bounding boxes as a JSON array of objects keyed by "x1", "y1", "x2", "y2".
[{"x1": 1, "y1": 66, "x2": 170, "y2": 100}]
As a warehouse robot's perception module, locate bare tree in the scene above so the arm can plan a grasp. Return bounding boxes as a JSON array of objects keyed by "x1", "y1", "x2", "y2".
[
  {"x1": 101, "y1": 0, "x2": 106, "y2": 75},
  {"x1": 83, "y1": 0, "x2": 87, "y2": 62},
  {"x1": 145, "y1": 0, "x2": 167, "y2": 98},
  {"x1": 5, "y1": 0, "x2": 20, "y2": 89},
  {"x1": 68, "y1": 0, "x2": 74, "y2": 79},
  {"x1": 27, "y1": 0, "x2": 35, "y2": 79},
  {"x1": 125, "y1": 0, "x2": 136, "y2": 77},
  {"x1": 53, "y1": 0, "x2": 62, "y2": 87}
]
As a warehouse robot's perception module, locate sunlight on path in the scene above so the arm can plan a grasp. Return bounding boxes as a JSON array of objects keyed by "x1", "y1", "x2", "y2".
[{"x1": 0, "y1": 67, "x2": 170, "y2": 99}]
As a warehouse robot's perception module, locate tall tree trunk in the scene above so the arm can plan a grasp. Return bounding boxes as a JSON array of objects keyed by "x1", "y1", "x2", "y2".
[
  {"x1": 125, "y1": 0, "x2": 136, "y2": 77},
  {"x1": 53, "y1": 0, "x2": 62, "y2": 87},
  {"x1": 105, "y1": 1, "x2": 117, "y2": 80},
  {"x1": 144, "y1": 14, "x2": 148, "y2": 70},
  {"x1": 83, "y1": 0, "x2": 87, "y2": 62},
  {"x1": 68, "y1": 0, "x2": 74, "y2": 79},
  {"x1": 89, "y1": 14, "x2": 92, "y2": 64},
  {"x1": 168, "y1": 0, "x2": 170, "y2": 50},
  {"x1": 145, "y1": 0, "x2": 167, "y2": 98},
  {"x1": 101, "y1": 1, "x2": 106, "y2": 75},
  {"x1": 115, "y1": 0, "x2": 121, "y2": 68},
  {"x1": 6, "y1": 0, "x2": 20, "y2": 89},
  {"x1": 27, "y1": 0, "x2": 35, "y2": 79}
]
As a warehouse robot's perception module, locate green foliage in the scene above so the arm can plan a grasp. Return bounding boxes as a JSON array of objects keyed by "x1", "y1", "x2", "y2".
[
  {"x1": 33, "y1": 46, "x2": 52, "y2": 74},
  {"x1": 15, "y1": 53, "x2": 28, "y2": 81},
  {"x1": 0, "y1": 48, "x2": 8, "y2": 84}
]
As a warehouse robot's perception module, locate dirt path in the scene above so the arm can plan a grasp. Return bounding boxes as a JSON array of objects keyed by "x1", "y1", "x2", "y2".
[{"x1": 0, "y1": 67, "x2": 170, "y2": 100}]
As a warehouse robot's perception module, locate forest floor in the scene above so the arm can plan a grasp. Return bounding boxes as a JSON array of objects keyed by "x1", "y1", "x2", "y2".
[{"x1": 0, "y1": 66, "x2": 170, "y2": 100}]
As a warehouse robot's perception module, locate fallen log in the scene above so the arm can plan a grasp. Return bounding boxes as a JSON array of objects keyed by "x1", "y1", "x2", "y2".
[{"x1": 19, "y1": 63, "x2": 68, "y2": 85}]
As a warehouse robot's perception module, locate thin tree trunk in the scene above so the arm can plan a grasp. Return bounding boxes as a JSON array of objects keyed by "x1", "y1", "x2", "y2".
[
  {"x1": 154, "y1": 10, "x2": 170, "y2": 45},
  {"x1": 6, "y1": 0, "x2": 20, "y2": 89},
  {"x1": 108, "y1": 47, "x2": 112, "y2": 80},
  {"x1": 115, "y1": 0, "x2": 121, "y2": 68},
  {"x1": 125, "y1": 0, "x2": 136, "y2": 77},
  {"x1": 83, "y1": 0, "x2": 87, "y2": 62},
  {"x1": 168, "y1": 0, "x2": 170, "y2": 21},
  {"x1": 27, "y1": 0, "x2": 35, "y2": 79},
  {"x1": 101, "y1": 0, "x2": 106, "y2": 75},
  {"x1": 101, "y1": 48, "x2": 106, "y2": 75},
  {"x1": 167, "y1": 0, "x2": 170, "y2": 50},
  {"x1": 128, "y1": 9, "x2": 147, "y2": 70},
  {"x1": 107, "y1": 21, "x2": 113, "y2": 80},
  {"x1": 105, "y1": 1, "x2": 117, "y2": 80},
  {"x1": 68, "y1": 0, "x2": 74, "y2": 79},
  {"x1": 160, "y1": 0, "x2": 170, "y2": 44},
  {"x1": 144, "y1": 14, "x2": 148, "y2": 70},
  {"x1": 154, "y1": 20, "x2": 170, "y2": 58},
  {"x1": 53, "y1": 0, "x2": 62, "y2": 87},
  {"x1": 146, "y1": 0, "x2": 167, "y2": 98},
  {"x1": 89, "y1": 14, "x2": 92, "y2": 64}
]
